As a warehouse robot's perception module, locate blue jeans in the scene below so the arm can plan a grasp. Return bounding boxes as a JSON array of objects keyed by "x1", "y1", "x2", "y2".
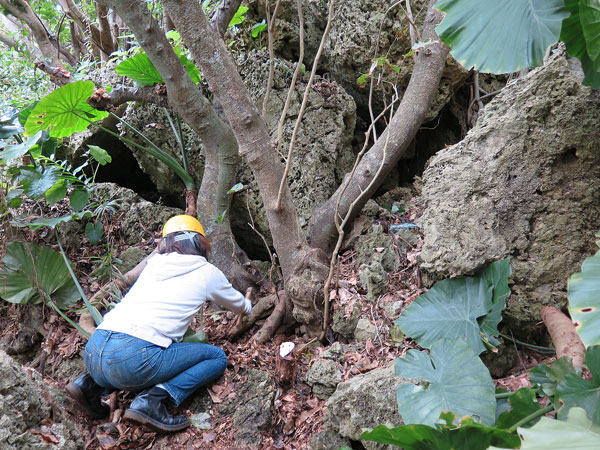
[{"x1": 84, "y1": 330, "x2": 227, "y2": 407}]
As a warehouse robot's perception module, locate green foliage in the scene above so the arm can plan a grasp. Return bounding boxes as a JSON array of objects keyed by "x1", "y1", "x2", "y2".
[
  {"x1": 568, "y1": 234, "x2": 600, "y2": 347},
  {"x1": 0, "y1": 241, "x2": 79, "y2": 309},
  {"x1": 495, "y1": 388, "x2": 542, "y2": 430},
  {"x1": 251, "y1": 20, "x2": 267, "y2": 38},
  {"x1": 85, "y1": 221, "x2": 104, "y2": 245},
  {"x1": 115, "y1": 53, "x2": 164, "y2": 86},
  {"x1": 488, "y1": 407, "x2": 600, "y2": 450},
  {"x1": 395, "y1": 338, "x2": 496, "y2": 426},
  {"x1": 361, "y1": 411, "x2": 520, "y2": 449},
  {"x1": 229, "y1": 5, "x2": 249, "y2": 27},
  {"x1": 435, "y1": 0, "x2": 567, "y2": 73},
  {"x1": 530, "y1": 356, "x2": 577, "y2": 398},
  {"x1": 556, "y1": 345, "x2": 600, "y2": 424},
  {"x1": 395, "y1": 259, "x2": 510, "y2": 355},
  {"x1": 24, "y1": 81, "x2": 108, "y2": 138},
  {"x1": 436, "y1": 0, "x2": 600, "y2": 88},
  {"x1": 182, "y1": 328, "x2": 208, "y2": 344}
]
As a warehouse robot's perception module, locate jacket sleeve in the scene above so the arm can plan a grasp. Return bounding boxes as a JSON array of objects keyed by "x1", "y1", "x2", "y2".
[{"x1": 205, "y1": 266, "x2": 252, "y2": 314}]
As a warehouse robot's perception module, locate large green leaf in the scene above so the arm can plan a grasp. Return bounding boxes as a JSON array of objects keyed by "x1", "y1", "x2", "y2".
[
  {"x1": 568, "y1": 241, "x2": 600, "y2": 348},
  {"x1": 0, "y1": 131, "x2": 42, "y2": 163},
  {"x1": 361, "y1": 412, "x2": 520, "y2": 450},
  {"x1": 24, "y1": 81, "x2": 108, "y2": 138},
  {"x1": 11, "y1": 211, "x2": 92, "y2": 230},
  {"x1": 495, "y1": 388, "x2": 542, "y2": 430},
  {"x1": 479, "y1": 259, "x2": 511, "y2": 346},
  {"x1": 581, "y1": 0, "x2": 600, "y2": 71},
  {"x1": 18, "y1": 166, "x2": 62, "y2": 200},
  {"x1": 530, "y1": 356, "x2": 576, "y2": 398},
  {"x1": 395, "y1": 276, "x2": 493, "y2": 354},
  {"x1": 435, "y1": 0, "x2": 569, "y2": 73},
  {"x1": 561, "y1": 1, "x2": 600, "y2": 89},
  {"x1": 115, "y1": 54, "x2": 163, "y2": 86},
  {"x1": 489, "y1": 408, "x2": 600, "y2": 450},
  {"x1": 556, "y1": 345, "x2": 600, "y2": 425},
  {"x1": 395, "y1": 339, "x2": 496, "y2": 426},
  {"x1": 0, "y1": 241, "x2": 79, "y2": 309}
]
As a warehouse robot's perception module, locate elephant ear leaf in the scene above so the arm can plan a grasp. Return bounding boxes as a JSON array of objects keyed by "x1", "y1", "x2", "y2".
[
  {"x1": 0, "y1": 241, "x2": 79, "y2": 309},
  {"x1": 395, "y1": 339, "x2": 496, "y2": 426},
  {"x1": 435, "y1": 0, "x2": 569, "y2": 73},
  {"x1": 568, "y1": 239, "x2": 600, "y2": 348},
  {"x1": 24, "y1": 81, "x2": 108, "y2": 138}
]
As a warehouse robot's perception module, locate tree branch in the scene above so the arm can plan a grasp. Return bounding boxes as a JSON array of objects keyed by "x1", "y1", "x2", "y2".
[
  {"x1": 210, "y1": 0, "x2": 243, "y2": 38},
  {"x1": 0, "y1": 29, "x2": 18, "y2": 50},
  {"x1": 308, "y1": 0, "x2": 448, "y2": 253}
]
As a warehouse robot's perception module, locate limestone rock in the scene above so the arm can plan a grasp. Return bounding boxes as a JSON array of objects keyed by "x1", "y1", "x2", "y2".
[
  {"x1": 418, "y1": 52, "x2": 600, "y2": 331},
  {"x1": 310, "y1": 428, "x2": 351, "y2": 450},
  {"x1": 0, "y1": 351, "x2": 83, "y2": 449},
  {"x1": 305, "y1": 359, "x2": 343, "y2": 400},
  {"x1": 325, "y1": 364, "x2": 404, "y2": 450},
  {"x1": 359, "y1": 261, "x2": 389, "y2": 300},
  {"x1": 118, "y1": 103, "x2": 205, "y2": 199},
  {"x1": 356, "y1": 225, "x2": 400, "y2": 272},
  {"x1": 92, "y1": 183, "x2": 182, "y2": 245},
  {"x1": 116, "y1": 246, "x2": 149, "y2": 274},
  {"x1": 380, "y1": 300, "x2": 404, "y2": 321},
  {"x1": 331, "y1": 301, "x2": 360, "y2": 339},
  {"x1": 219, "y1": 369, "x2": 276, "y2": 448},
  {"x1": 354, "y1": 317, "x2": 378, "y2": 342},
  {"x1": 322, "y1": 342, "x2": 345, "y2": 362},
  {"x1": 231, "y1": 49, "x2": 356, "y2": 255}
]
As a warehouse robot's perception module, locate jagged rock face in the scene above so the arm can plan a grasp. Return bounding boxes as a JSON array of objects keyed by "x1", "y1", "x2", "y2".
[
  {"x1": 231, "y1": 49, "x2": 356, "y2": 255},
  {"x1": 0, "y1": 350, "x2": 83, "y2": 449},
  {"x1": 246, "y1": 0, "x2": 468, "y2": 120},
  {"x1": 323, "y1": 364, "x2": 404, "y2": 450},
  {"x1": 418, "y1": 53, "x2": 600, "y2": 331},
  {"x1": 91, "y1": 183, "x2": 182, "y2": 245},
  {"x1": 118, "y1": 102, "x2": 205, "y2": 200}
]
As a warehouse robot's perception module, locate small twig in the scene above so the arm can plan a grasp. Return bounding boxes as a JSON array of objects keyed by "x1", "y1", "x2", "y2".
[
  {"x1": 262, "y1": 0, "x2": 282, "y2": 119},
  {"x1": 320, "y1": 95, "x2": 397, "y2": 340},
  {"x1": 274, "y1": 0, "x2": 305, "y2": 155},
  {"x1": 275, "y1": 0, "x2": 336, "y2": 210},
  {"x1": 473, "y1": 71, "x2": 484, "y2": 111}
]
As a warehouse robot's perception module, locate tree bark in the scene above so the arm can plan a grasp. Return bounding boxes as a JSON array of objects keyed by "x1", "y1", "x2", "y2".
[
  {"x1": 163, "y1": 0, "x2": 330, "y2": 336},
  {"x1": 56, "y1": 0, "x2": 114, "y2": 59},
  {"x1": 0, "y1": 0, "x2": 75, "y2": 66},
  {"x1": 210, "y1": 0, "x2": 243, "y2": 38},
  {"x1": 95, "y1": 2, "x2": 117, "y2": 59},
  {"x1": 308, "y1": 0, "x2": 448, "y2": 253}
]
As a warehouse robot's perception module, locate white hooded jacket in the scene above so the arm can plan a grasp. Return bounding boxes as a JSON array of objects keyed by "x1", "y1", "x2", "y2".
[{"x1": 97, "y1": 253, "x2": 251, "y2": 347}]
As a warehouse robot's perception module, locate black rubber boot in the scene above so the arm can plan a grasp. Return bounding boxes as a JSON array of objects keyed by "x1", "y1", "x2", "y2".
[
  {"x1": 65, "y1": 373, "x2": 110, "y2": 419},
  {"x1": 123, "y1": 387, "x2": 190, "y2": 432}
]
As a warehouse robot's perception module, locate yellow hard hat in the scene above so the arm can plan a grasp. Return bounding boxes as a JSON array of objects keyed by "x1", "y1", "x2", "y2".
[{"x1": 162, "y1": 215, "x2": 206, "y2": 237}]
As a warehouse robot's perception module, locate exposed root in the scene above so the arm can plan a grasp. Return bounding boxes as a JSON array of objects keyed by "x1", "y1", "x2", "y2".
[
  {"x1": 541, "y1": 306, "x2": 585, "y2": 369},
  {"x1": 253, "y1": 292, "x2": 287, "y2": 344},
  {"x1": 226, "y1": 293, "x2": 277, "y2": 340}
]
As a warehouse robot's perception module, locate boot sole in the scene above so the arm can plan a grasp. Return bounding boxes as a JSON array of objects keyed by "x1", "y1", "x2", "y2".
[
  {"x1": 123, "y1": 409, "x2": 190, "y2": 432},
  {"x1": 65, "y1": 383, "x2": 109, "y2": 420}
]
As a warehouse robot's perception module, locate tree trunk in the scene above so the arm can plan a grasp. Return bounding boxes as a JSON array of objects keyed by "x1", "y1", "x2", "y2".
[
  {"x1": 308, "y1": 0, "x2": 448, "y2": 253},
  {"x1": 95, "y1": 2, "x2": 117, "y2": 59},
  {"x1": 163, "y1": 0, "x2": 330, "y2": 336}
]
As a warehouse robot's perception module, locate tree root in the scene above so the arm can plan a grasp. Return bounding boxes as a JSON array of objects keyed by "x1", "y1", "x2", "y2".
[
  {"x1": 253, "y1": 291, "x2": 287, "y2": 344},
  {"x1": 226, "y1": 293, "x2": 277, "y2": 340},
  {"x1": 541, "y1": 306, "x2": 585, "y2": 369}
]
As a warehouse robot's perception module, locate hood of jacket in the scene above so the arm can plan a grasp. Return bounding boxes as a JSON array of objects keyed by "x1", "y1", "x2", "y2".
[{"x1": 146, "y1": 253, "x2": 208, "y2": 281}]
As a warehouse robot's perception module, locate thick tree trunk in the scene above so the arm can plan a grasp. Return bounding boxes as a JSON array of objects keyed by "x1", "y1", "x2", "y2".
[
  {"x1": 0, "y1": 0, "x2": 75, "y2": 66},
  {"x1": 163, "y1": 0, "x2": 330, "y2": 336},
  {"x1": 308, "y1": 0, "x2": 448, "y2": 253}
]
